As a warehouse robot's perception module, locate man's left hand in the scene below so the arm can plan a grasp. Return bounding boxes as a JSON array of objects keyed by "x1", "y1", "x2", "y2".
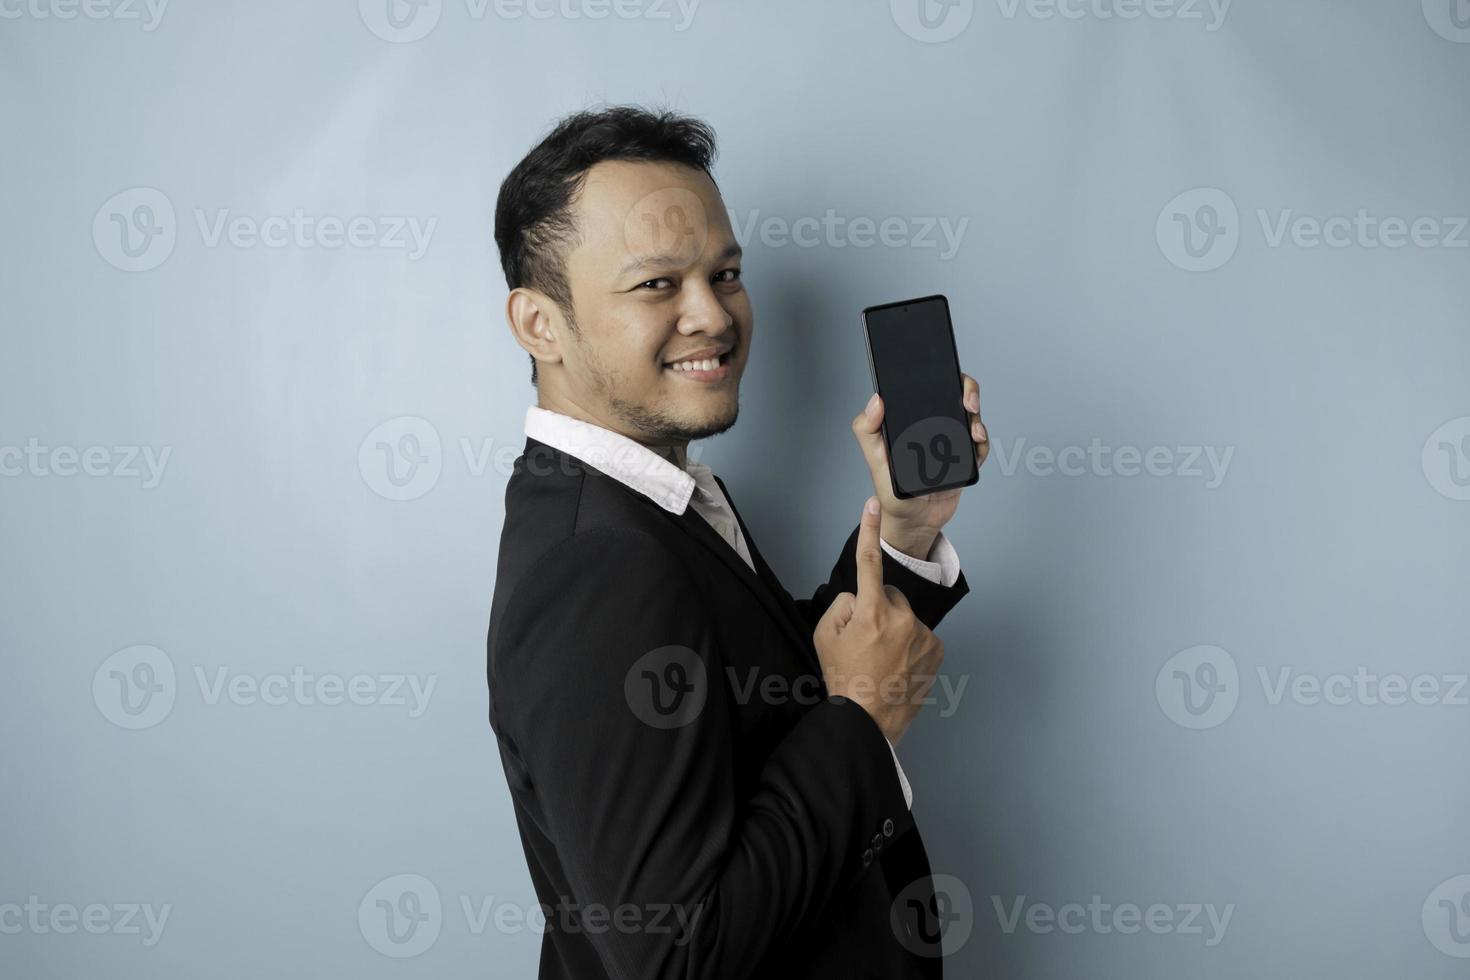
[{"x1": 851, "y1": 372, "x2": 990, "y2": 560}]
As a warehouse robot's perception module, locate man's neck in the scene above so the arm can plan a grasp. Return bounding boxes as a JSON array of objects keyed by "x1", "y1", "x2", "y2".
[
  {"x1": 537, "y1": 397, "x2": 689, "y2": 469},
  {"x1": 650, "y1": 443, "x2": 689, "y2": 469}
]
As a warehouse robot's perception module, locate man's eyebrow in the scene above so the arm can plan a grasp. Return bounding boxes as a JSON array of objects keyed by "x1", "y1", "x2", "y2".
[{"x1": 617, "y1": 241, "x2": 743, "y2": 278}]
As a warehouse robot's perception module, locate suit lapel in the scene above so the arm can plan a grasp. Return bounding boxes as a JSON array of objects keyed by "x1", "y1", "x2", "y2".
[
  {"x1": 639, "y1": 477, "x2": 816, "y2": 679},
  {"x1": 531, "y1": 436, "x2": 821, "y2": 677},
  {"x1": 710, "y1": 475, "x2": 823, "y2": 675}
]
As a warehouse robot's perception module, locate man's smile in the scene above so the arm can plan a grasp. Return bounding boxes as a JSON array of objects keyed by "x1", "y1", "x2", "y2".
[{"x1": 664, "y1": 347, "x2": 734, "y2": 380}]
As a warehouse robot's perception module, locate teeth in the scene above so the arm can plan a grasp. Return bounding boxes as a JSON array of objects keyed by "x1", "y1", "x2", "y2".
[{"x1": 669, "y1": 355, "x2": 722, "y2": 372}]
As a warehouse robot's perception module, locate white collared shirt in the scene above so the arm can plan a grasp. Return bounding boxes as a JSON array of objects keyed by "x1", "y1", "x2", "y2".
[{"x1": 524, "y1": 404, "x2": 964, "y2": 809}]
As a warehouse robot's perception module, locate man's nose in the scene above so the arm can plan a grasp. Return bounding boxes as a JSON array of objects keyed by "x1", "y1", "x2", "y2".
[{"x1": 677, "y1": 281, "x2": 734, "y2": 335}]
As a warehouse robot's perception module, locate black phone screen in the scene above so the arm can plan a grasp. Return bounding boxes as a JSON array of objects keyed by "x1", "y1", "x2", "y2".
[{"x1": 861, "y1": 295, "x2": 977, "y2": 499}]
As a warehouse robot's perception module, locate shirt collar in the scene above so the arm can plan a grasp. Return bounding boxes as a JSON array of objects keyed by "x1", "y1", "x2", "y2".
[{"x1": 525, "y1": 405, "x2": 708, "y2": 515}]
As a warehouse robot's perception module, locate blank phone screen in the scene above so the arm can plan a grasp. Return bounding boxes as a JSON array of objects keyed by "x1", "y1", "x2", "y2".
[{"x1": 864, "y1": 297, "x2": 976, "y2": 497}]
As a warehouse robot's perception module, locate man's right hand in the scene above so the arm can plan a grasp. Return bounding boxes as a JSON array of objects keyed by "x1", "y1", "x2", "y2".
[{"x1": 813, "y1": 496, "x2": 946, "y2": 746}]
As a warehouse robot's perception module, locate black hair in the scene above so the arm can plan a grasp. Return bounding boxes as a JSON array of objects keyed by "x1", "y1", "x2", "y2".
[{"x1": 493, "y1": 105, "x2": 719, "y2": 385}]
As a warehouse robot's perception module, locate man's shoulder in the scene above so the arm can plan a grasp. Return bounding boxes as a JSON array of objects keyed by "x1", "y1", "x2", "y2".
[
  {"x1": 486, "y1": 480, "x2": 696, "y2": 705},
  {"x1": 499, "y1": 436, "x2": 678, "y2": 565},
  {"x1": 489, "y1": 439, "x2": 691, "y2": 651}
]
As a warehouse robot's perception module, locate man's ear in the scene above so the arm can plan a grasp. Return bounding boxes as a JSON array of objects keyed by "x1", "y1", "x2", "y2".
[{"x1": 506, "y1": 287, "x2": 565, "y2": 371}]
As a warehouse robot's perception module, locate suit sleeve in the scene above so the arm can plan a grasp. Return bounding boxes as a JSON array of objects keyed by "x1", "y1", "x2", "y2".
[
  {"x1": 791, "y1": 523, "x2": 970, "y2": 637},
  {"x1": 490, "y1": 528, "x2": 914, "y2": 980}
]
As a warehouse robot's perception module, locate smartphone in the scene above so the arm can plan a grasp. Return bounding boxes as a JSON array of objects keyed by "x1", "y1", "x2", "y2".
[{"x1": 860, "y1": 294, "x2": 978, "y2": 499}]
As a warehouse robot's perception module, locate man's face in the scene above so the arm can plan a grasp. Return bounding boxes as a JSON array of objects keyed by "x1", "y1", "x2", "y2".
[{"x1": 551, "y1": 159, "x2": 751, "y2": 446}]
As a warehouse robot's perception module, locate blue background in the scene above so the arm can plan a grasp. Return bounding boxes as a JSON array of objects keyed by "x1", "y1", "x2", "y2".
[{"x1": 3, "y1": 0, "x2": 1468, "y2": 976}]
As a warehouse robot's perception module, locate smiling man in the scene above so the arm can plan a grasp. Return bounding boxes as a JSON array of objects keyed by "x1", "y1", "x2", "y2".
[{"x1": 486, "y1": 105, "x2": 990, "y2": 979}]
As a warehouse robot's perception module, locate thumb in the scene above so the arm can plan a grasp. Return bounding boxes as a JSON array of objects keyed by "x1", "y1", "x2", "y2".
[{"x1": 851, "y1": 393, "x2": 889, "y2": 486}]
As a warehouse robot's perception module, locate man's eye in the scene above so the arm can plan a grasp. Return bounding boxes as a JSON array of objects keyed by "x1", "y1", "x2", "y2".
[
  {"x1": 638, "y1": 277, "x2": 674, "y2": 290},
  {"x1": 715, "y1": 269, "x2": 742, "y2": 284}
]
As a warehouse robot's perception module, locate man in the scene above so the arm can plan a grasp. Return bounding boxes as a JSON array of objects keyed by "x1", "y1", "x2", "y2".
[{"x1": 487, "y1": 105, "x2": 990, "y2": 979}]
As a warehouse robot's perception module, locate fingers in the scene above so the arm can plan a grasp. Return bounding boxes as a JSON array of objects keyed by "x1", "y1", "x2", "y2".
[
  {"x1": 852, "y1": 395, "x2": 893, "y2": 497},
  {"x1": 815, "y1": 590, "x2": 857, "y2": 643},
  {"x1": 960, "y1": 371, "x2": 990, "y2": 468},
  {"x1": 855, "y1": 496, "x2": 886, "y2": 603},
  {"x1": 961, "y1": 373, "x2": 980, "y2": 416}
]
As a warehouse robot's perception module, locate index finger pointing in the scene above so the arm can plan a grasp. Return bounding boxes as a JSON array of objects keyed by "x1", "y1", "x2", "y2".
[{"x1": 856, "y1": 496, "x2": 885, "y2": 603}]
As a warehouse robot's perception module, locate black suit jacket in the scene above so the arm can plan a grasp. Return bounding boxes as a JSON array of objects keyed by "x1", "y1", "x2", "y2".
[{"x1": 487, "y1": 436, "x2": 970, "y2": 979}]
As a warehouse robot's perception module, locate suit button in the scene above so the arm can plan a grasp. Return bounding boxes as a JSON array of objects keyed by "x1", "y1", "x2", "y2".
[
  {"x1": 861, "y1": 848, "x2": 873, "y2": 868},
  {"x1": 882, "y1": 818, "x2": 895, "y2": 838},
  {"x1": 871, "y1": 833, "x2": 883, "y2": 851}
]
